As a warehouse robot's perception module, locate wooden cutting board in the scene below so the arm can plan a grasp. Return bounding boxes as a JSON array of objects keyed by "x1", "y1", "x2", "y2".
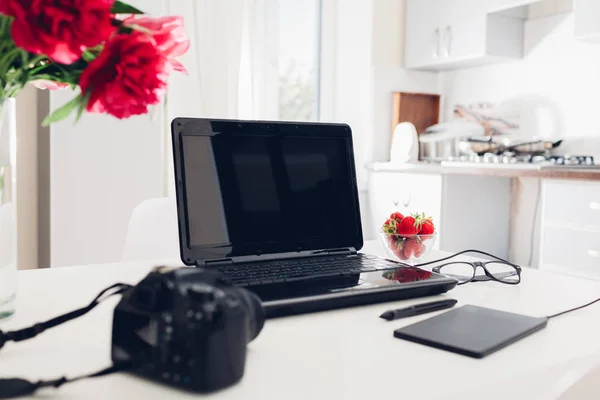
[{"x1": 391, "y1": 92, "x2": 440, "y2": 138}]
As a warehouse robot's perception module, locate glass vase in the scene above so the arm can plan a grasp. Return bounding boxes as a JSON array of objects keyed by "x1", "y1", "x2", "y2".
[{"x1": 0, "y1": 98, "x2": 17, "y2": 319}]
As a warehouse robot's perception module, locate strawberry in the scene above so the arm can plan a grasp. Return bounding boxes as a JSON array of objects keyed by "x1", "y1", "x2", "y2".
[
  {"x1": 396, "y1": 216, "x2": 420, "y2": 237},
  {"x1": 390, "y1": 211, "x2": 404, "y2": 222},
  {"x1": 403, "y1": 238, "x2": 424, "y2": 258},
  {"x1": 395, "y1": 246, "x2": 409, "y2": 260},
  {"x1": 419, "y1": 218, "x2": 435, "y2": 235},
  {"x1": 382, "y1": 218, "x2": 398, "y2": 236},
  {"x1": 387, "y1": 236, "x2": 408, "y2": 260},
  {"x1": 414, "y1": 240, "x2": 426, "y2": 257}
]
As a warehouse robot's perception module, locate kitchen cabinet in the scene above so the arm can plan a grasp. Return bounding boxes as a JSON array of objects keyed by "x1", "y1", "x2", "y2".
[
  {"x1": 367, "y1": 169, "x2": 512, "y2": 257},
  {"x1": 488, "y1": 0, "x2": 544, "y2": 12},
  {"x1": 539, "y1": 180, "x2": 600, "y2": 277},
  {"x1": 405, "y1": 0, "x2": 525, "y2": 70},
  {"x1": 574, "y1": 0, "x2": 600, "y2": 43}
]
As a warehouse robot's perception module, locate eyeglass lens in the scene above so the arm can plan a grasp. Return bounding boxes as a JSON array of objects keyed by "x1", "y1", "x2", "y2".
[
  {"x1": 484, "y1": 262, "x2": 520, "y2": 283},
  {"x1": 437, "y1": 262, "x2": 475, "y2": 284},
  {"x1": 438, "y1": 262, "x2": 519, "y2": 284}
]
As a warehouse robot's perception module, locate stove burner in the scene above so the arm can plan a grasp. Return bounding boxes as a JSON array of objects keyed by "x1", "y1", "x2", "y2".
[{"x1": 462, "y1": 154, "x2": 596, "y2": 166}]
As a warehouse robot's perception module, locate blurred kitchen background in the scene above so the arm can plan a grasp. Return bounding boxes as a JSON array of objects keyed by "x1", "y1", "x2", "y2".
[
  {"x1": 369, "y1": 0, "x2": 600, "y2": 280},
  {"x1": 6, "y1": 0, "x2": 600, "y2": 279}
]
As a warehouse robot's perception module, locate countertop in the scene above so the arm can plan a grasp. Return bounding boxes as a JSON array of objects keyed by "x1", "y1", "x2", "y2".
[{"x1": 369, "y1": 161, "x2": 600, "y2": 181}]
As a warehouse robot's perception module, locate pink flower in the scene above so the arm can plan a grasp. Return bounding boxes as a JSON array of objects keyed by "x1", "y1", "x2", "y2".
[
  {"x1": 124, "y1": 16, "x2": 190, "y2": 73},
  {"x1": 31, "y1": 80, "x2": 70, "y2": 90}
]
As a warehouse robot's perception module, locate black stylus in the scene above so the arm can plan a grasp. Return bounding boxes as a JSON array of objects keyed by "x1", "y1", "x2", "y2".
[{"x1": 379, "y1": 299, "x2": 458, "y2": 321}]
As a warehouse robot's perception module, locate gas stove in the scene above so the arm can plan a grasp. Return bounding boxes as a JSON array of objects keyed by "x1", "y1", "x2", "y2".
[{"x1": 439, "y1": 153, "x2": 596, "y2": 167}]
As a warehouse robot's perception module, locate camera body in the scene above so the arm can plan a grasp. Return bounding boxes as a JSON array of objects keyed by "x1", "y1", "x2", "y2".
[{"x1": 111, "y1": 267, "x2": 264, "y2": 392}]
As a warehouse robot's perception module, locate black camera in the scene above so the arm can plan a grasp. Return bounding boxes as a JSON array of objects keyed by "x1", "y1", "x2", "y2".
[{"x1": 111, "y1": 267, "x2": 265, "y2": 392}]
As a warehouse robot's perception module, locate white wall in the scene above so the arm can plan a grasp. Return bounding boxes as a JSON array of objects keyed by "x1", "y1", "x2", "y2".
[
  {"x1": 50, "y1": 91, "x2": 164, "y2": 267},
  {"x1": 439, "y1": 11, "x2": 600, "y2": 156},
  {"x1": 320, "y1": 0, "x2": 439, "y2": 240},
  {"x1": 50, "y1": 0, "x2": 166, "y2": 267},
  {"x1": 369, "y1": 0, "x2": 439, "y2": 164}
]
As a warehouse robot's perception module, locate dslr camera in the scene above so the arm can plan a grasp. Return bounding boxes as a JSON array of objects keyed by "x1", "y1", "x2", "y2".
[{"x1": 111, "y1": 267, "x2": 265, "y2": 392}]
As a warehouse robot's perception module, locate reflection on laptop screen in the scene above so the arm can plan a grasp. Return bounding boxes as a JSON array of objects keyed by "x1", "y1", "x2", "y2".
[{"x1": 181, "y1": 128, "x2": 361, "y2": 257}]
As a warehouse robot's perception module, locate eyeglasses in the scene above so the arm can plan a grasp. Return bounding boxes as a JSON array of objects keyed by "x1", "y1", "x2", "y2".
[{"x1": 413, "y1": 250, "x2": 522, "y2": 285}]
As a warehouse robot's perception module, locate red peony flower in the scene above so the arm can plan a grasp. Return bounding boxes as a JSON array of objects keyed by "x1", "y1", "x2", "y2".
[
  {"x1": 123, "y1": 16, "x2": 190, "y2": 73},
  {"x1": 0, "y1": 0, "x2": 115, "y2": 64},
  {"x1": 79, "y1": 32, "x2": 169, "y2": 119}
]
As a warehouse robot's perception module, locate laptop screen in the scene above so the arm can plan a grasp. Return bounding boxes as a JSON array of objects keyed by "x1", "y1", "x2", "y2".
[{"x1": 177, "y1": 121, "x2": 362, "y2": 261}]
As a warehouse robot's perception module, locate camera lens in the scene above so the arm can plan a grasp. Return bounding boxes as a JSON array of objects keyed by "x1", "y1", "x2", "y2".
[{"x1": 237, "y1": 289, "x2": 265, "y2": 342}]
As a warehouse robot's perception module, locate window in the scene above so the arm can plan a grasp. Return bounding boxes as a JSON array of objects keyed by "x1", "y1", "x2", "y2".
[{"x1": 277, "y1": 0, "x2": 321, "y2": 121}]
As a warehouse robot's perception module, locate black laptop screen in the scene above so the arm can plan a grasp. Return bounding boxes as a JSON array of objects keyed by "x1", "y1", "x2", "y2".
[{"x1": 179, "y1": 125, "x2": 362, "y2": 260}]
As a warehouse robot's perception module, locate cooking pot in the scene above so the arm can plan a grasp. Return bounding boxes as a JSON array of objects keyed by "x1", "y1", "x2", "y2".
[{"x1": 419, "y1": 121, "x2": 485, "y2": 160}]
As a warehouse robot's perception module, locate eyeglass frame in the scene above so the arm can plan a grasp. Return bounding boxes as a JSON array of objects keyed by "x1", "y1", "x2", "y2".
[{"x1": 411, "y1": 250, "x2": 522, "y2": 285}]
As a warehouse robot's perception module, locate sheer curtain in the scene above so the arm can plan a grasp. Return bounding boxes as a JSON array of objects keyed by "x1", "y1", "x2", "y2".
[{"x1": 163, "y1": 0, "x2": 278, "y2": 196}]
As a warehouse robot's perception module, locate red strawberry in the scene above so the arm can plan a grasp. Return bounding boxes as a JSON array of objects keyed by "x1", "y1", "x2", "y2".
[
  {"x1": 387, "y1": 237, "x2": 408, "y2": 260},
  {"x1": 396, "y1": 216, "x2": 420, "y2": 237},
  {"x1": 414, "y1": 241, "x2": 426, "y2": 257},
  {"x1": 395, "y1": 247, "x2": 409, "y2": 260},
  {"x1": 420, "y1": 218, "x2": 435, "y2": 235},
  {"x1": 403, "y1": 238, "x2": 424, "y2": 258},
  {"x1": 382, "y1": 218, "x2": 398, "y2": 236},
  {"x1": 390, "y1": 211, "x2": 404, "y2": 222}
]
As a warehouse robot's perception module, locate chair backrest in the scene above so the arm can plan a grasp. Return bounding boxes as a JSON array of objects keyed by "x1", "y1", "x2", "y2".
[{"x1": 121, "y1": 197, "x2": 181, "y2": 262}]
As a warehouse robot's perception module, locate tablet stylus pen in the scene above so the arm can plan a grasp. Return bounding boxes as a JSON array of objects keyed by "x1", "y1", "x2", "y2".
[{"x1": 379, "y1": 299, "x2": 458, "y2": 321}]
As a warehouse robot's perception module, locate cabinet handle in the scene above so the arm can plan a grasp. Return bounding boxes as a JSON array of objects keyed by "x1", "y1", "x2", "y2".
[
  {"x1": 392, "y1": 199, "x2": 399, "y2": 207},
  {"x1": 590, "y1": 202, "x2": 600, "y2": 211},
  {"x1": 433, "y1": 28, "x2": 440, "y2": 58},
  {"x1": 444, "y1": 26, "x2": 452, "y2": 57},
  {"x1": 589, "y1": 249, "x2": 600, "y2": 259}
]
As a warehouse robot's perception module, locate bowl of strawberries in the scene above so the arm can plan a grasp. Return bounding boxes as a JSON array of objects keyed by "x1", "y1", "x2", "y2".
[{"x1": 379, "y1": 211, "x2": 437, "y2": 264}]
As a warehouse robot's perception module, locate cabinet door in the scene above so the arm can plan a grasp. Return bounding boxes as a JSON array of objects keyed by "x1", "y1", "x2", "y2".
[
  {"x1": 442, "y1": 0, "x2": 487, "y2": 61},
  {"x1": 405, "y1": 0, "x2": 443, "y2": 68}
]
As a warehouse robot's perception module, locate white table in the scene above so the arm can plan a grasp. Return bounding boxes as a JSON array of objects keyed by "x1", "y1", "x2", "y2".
[{"x1": 2, "y1": 243, "x2": 600, "y2": 400}]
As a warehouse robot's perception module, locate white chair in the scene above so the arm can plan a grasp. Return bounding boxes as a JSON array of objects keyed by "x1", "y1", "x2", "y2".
[{"x1": 121, "y1": 197, "x2": 181, "y2": 262}]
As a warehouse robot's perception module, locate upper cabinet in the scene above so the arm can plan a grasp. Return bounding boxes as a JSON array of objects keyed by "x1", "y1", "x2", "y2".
[
  {"x1": 574, "y1": 0, "x2": 600, "y2": 42},
  {"x1": 405, "y1": 0, "x2": 529, "y2": 70}
]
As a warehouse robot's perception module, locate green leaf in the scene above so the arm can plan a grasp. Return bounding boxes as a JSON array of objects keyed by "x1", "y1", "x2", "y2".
[
  {"x1": 42, "y1": 96, "x2": 81, "y2": 126},
  {"x1": 82, "y1": 51, "x2": 96, "y2": 63},
  {"x1": 19, "y1": 50, "x2": 27, "y2": 68},
  {"x1": 75, "y1": 92, "x2": 91, "y2": 124},
  {"x1": 111, "y1": 1, "x2": 144, "y2": 14}
]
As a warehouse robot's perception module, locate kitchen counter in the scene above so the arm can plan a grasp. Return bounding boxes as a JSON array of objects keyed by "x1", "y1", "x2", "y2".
[{"x1": 369, "y1": 162, "x2": 600, "y2": 181}]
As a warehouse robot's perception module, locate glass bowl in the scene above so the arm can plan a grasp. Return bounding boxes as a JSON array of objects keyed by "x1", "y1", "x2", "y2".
[{"x1": 378, "y1": 231, "x2": 437, "y2": 265}]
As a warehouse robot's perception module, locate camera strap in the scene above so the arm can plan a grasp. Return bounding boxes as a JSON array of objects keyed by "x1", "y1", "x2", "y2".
[
  {"x1": 0, "y1": 360, "x2": 135, "y2": 399},
  {"x1": 0, "y1": 283, "x2": 134, "y2": 399}
]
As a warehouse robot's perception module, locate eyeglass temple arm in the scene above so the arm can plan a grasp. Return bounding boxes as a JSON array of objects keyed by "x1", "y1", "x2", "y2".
[{"x1": 414, "y1": 249, "x2": 520, "y2": 269}]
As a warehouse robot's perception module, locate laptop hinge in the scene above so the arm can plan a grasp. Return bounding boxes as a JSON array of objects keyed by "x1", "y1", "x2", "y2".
[
  {"x1": 327, "y1": 247, "x2": 357, "y2": 256},
  {"x1": 198, "y1": 258, "x2": 234, "y2": 268}
]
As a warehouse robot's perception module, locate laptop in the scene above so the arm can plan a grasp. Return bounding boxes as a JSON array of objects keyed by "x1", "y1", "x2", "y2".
[{"x1": 171, "y1": 118, "x2": 457, "y2": 317}]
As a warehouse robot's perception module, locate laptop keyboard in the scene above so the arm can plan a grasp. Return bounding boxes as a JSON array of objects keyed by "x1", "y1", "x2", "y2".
[{"x1": 217, "y1": 254, "x2": 400, "y2": 287}]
